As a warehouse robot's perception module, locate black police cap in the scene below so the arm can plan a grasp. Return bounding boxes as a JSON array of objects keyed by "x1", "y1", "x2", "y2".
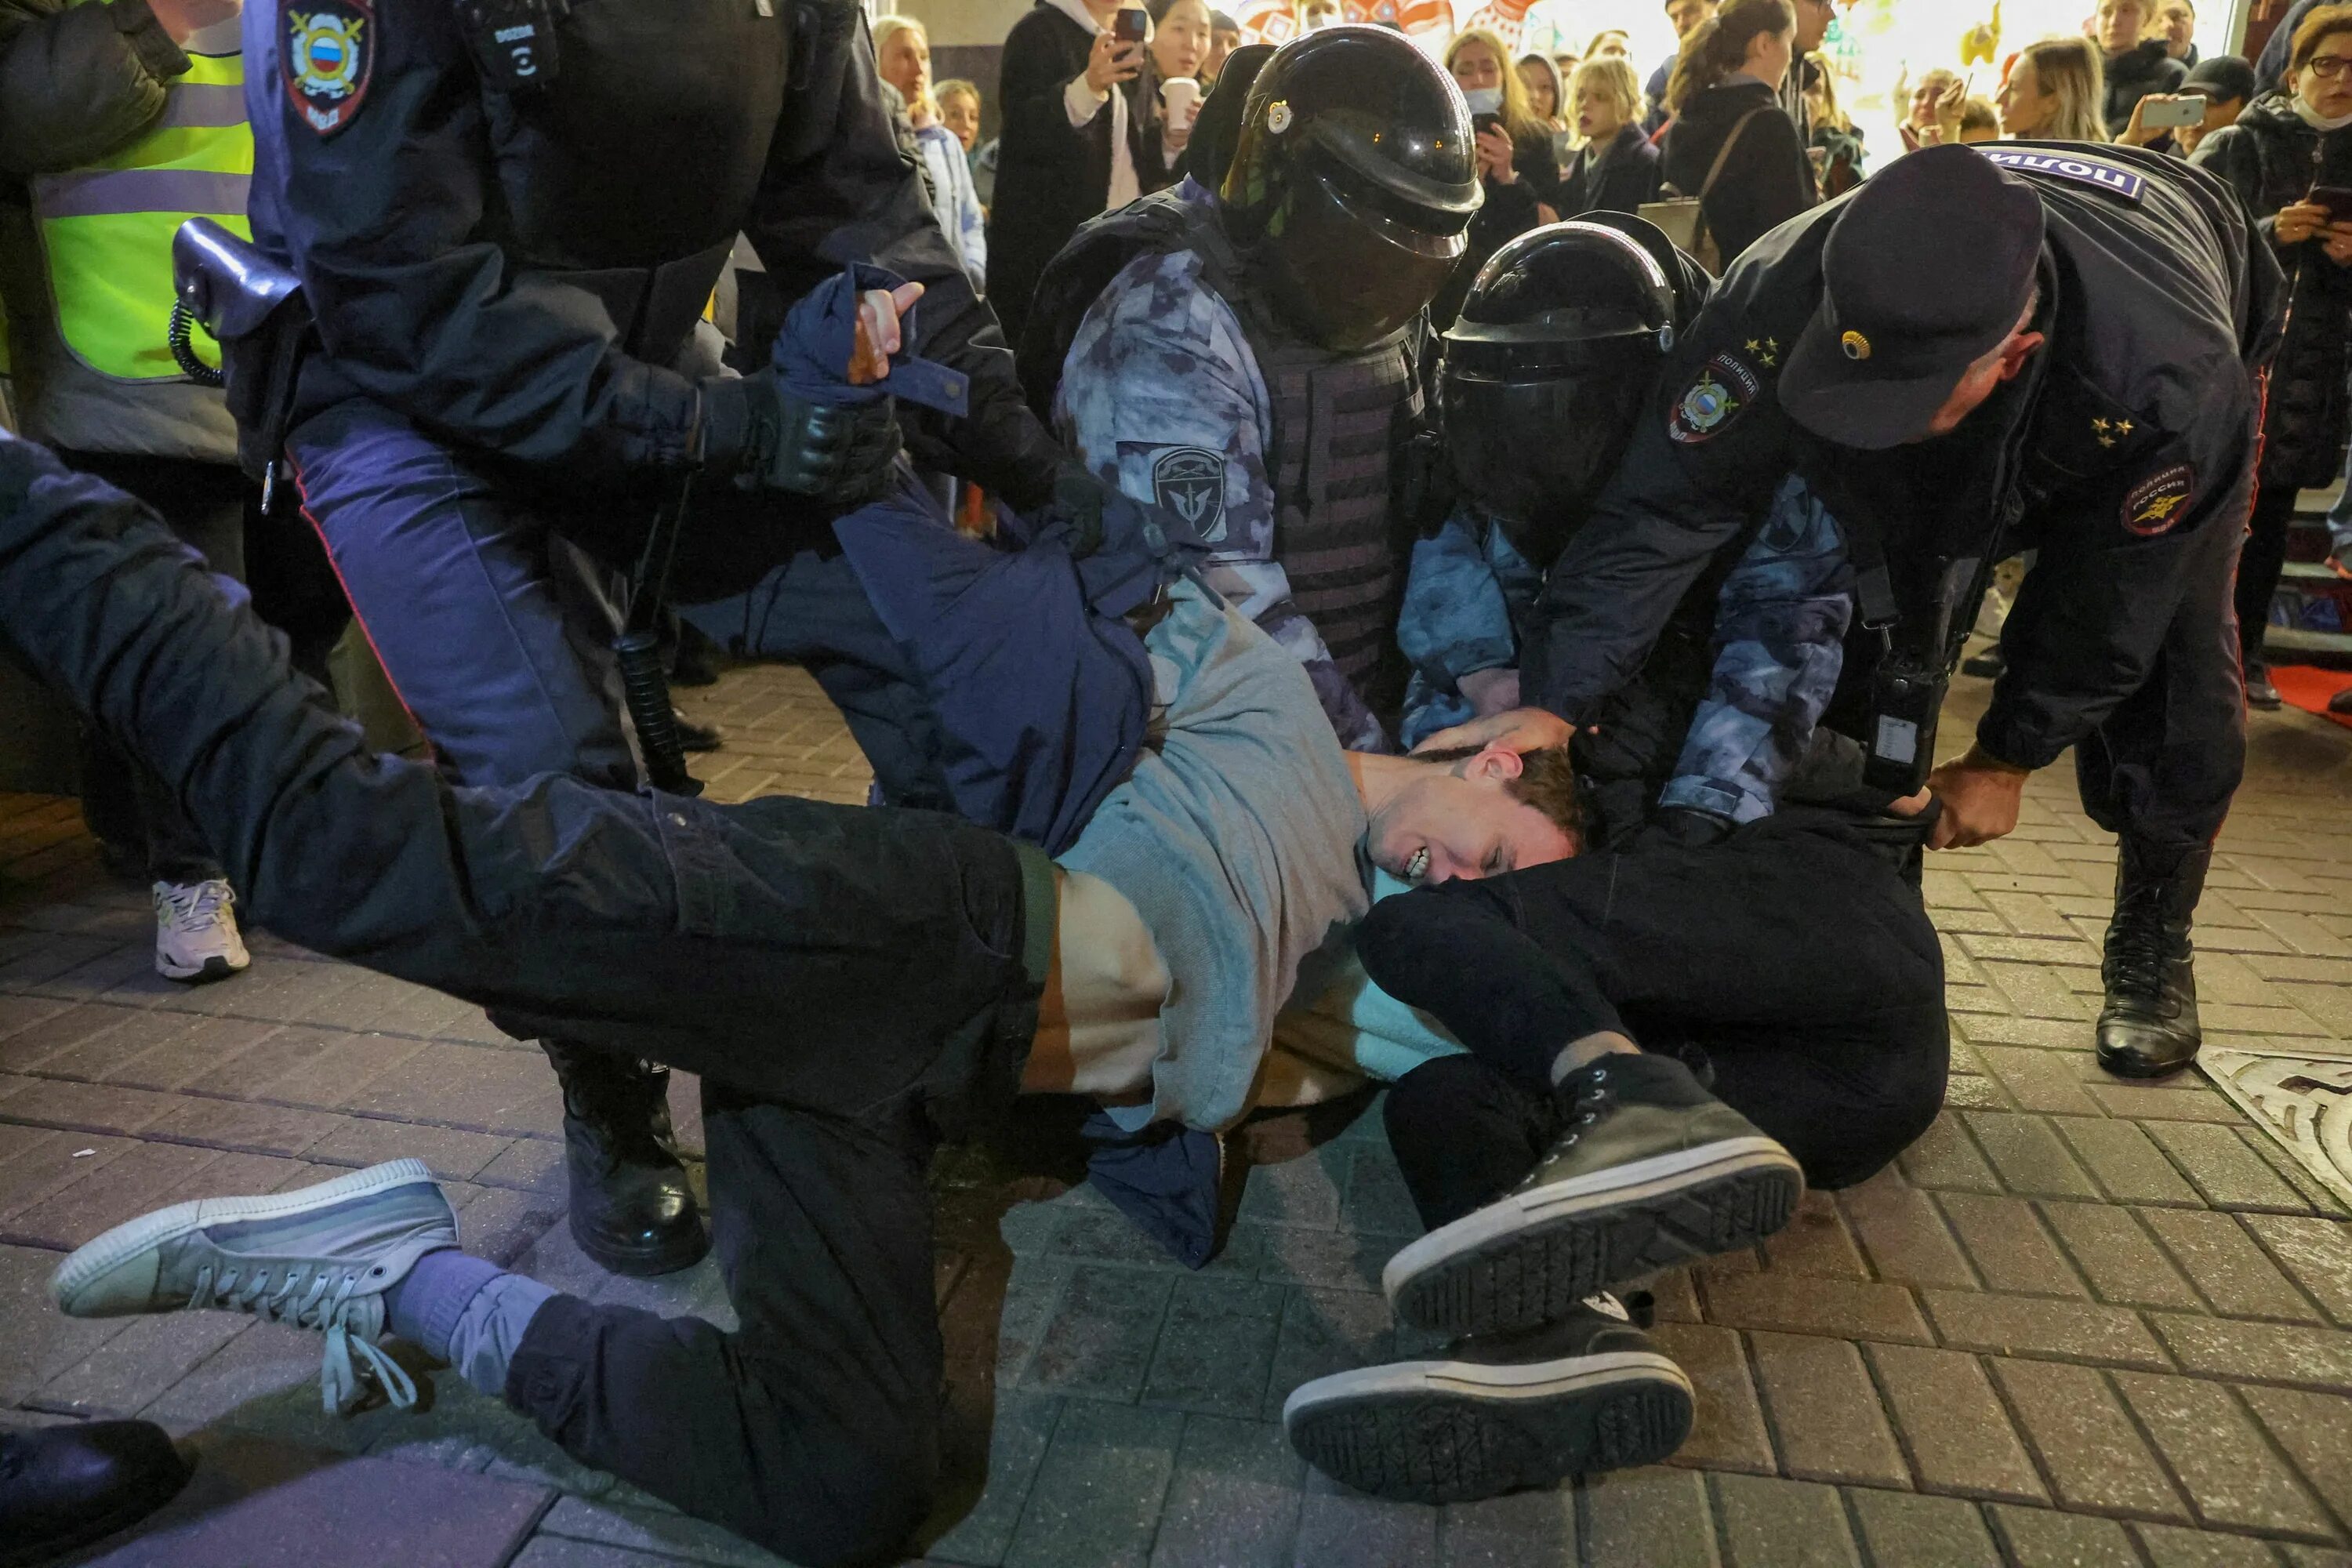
[{"x1": 1780, "y1": 144, "x2": 2045, "y2": 450}]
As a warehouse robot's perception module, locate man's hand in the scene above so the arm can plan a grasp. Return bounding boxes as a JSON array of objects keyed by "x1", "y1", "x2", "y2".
[
  {"x1": 1924, "y1": 744, "x2": 2031, "y2": 849},
  {"x1": 1413, "y1": 706, "x2": 1573, "y2": 756},
  {"x1": 148, "y1": 0, "x2": 241, "y2": 42},
  {"x1": 2275, "y1": 201, "x2": 2331, "y2": 247}
]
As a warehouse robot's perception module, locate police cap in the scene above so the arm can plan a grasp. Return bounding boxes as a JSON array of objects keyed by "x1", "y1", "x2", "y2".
[{"x1": 1780, "y1": 145, "x2": 2045, "y2": 451}]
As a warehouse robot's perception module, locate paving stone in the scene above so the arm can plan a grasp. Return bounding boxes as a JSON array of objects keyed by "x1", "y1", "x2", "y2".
[
  {"x1": 1650, "y1": 1321, "x2": 1773, "y2": 1475},
  {"x1": 1836, "y1": 1170, "x2": 1978, "y2": 1290},
  {"x1": 1020, "y1": 1264, "x2": 1174, "y2": 1402},
  {"x1": 1896, "y1": 1114, "x2": 2003, "y2": 1195},
  {"x1": 0, "y1": 1123, "x2": 133, "y2": 1221},
  {"x1": 139, "y1": 1095, "x2": 343, "y2": 1160},
  {"x1": 1436, "y1": 1484, "x2": 1575, "y2": 1566},
  {"x1": 1144, "y1": 1414, "x2": 1302, "y2": 1568},
  {"x1": 1922, "y1": 1290, "x2": 2169, "y2": 1369},
  {"x1": 1758, "y1": 1190, "x2": 1869, "y2": 1279},
  {"x1": 1235, "y1": 1145, "x2": 1346, "y2": 1230},
  {"x1": 37, "y1": 1309, "x2": 252, "y2": 1419},
  {"x1": 2241, "y1": 1216, "x2": 2352, "y2": 1326},
  {"x1": 1955, "y1": 1014, "x2": 2096, "y2": 1051},
  {"x1": 2, "y1": 1139, "x2": 243, "y2": 1249},
  {"x1": 2055, "y1": 1118, "x2": 2209, "y2": 1207},
  {"x1": 2237, "y1": 1385, "x2": 2352, "y2": 1533},
  {"x1": 2147, "y1": 1124, "x2": 2317, "y2": 1212},
  {"x1": 304, "y1": 1116, "x2": 514, "y2": 1183},
  {"x1": 2111, "y1": 1372, "x2": 2337, "y2": 1540},
  {"x1": 0, "y1": 1240, "x2": 135, "y2": 1403},
  {"x1": 1709, "y1": 1472, "x2": 1861, "y2": 1568},
  {"x1": 2141, "y1": 1209, "x2": 2326, "y2": 1323},
  {"x1": 1139, "y1": 1276, "x2": 1285, "y2": 1414},
  {"x1": 1962, "y1": 1112, "x2": 2100, "y2": 1199},
  {"x1": 1988, "y1": 1504, "x2": 2146, "y2": 1567},
  {"x1": 1844, "y1": 1488, "x2": 2003, "y2": 1567},
  {"x1": 1944, "y1": 1075, "x2": 2011, "y2": 1111},
  {"x1": 2038, "y1": 1202, "x2": 2203, "y2": 1310},
  {"x1": 230, "y1": 1027, "x2": 428, "y2": 1109},
  {"x1": 474, "y1": 1136, "x2": 566, "y2": 1196},
  {"x1": 922, "y1": 1389, "x2": 1061, "y2": 1566},
  {"x1": 2150, "y1": 1314, "x2": 2352, "y2": 1392},
  {"x1": 1975, "y1": 1047, "x2": 2105, "y2": 1116},
  {"x1": 1866, "y1": 1343, "x2": 2044, "y2": 1503},
  {"x1": 342, "y1": 1042, "x2": 563, "y2": 1135},
  {"x1": 1338, "y1": 1145, "x2": 1422, "y2": 1240},
  {"x1": 0, "y1": 1073, "x2": 183, "y2": 1135},
  {"x1": 1262, "y1": 1288, "x2": 1396, "y2": 1419},
  {"x1": 1700, "y1": 1272, "x2": 1932, "y2": 1345},
  {"x1": 1936, "y1": 1192, "x2": 2085, "y2": 1297},
  {"x1": 1287, "y1": 1468, "x2": 1438, "y2": 1568},
  {"x1": 1747, "y1": 1331, "x2": 1908, "y2": 1488},
  {"x1": 2132, "y1": 1523, "x2": 2289, "y2": 1568},
  {"x1": 1252, "y1": 1221, "x2": 1399, "y2": 1294},
  {"x1": 1980, "y1": 962, "x2": 2097, "y2": 1022},
  {"x1": 2088, "y1": 1082, "x2": 2251, "y2": 1123},
  {"x1": 532, "y1": 1497, "x2": 786, "y2": 1566}
]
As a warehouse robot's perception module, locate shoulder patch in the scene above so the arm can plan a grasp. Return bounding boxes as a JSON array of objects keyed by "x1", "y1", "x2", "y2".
[
  {"x1": 1980, "y1": 148, "x2": 2144, "y2": 204},
  {"x1": 2122, "y1": 463, "x2": 2196, "y2": 536},
  {"x1": 1150, "y1": 446, "x2": 1228, "y2": 541},
  {"x1": 283, "y1": 0, "x2": 375, "y2": 136},
  {"x1": 1668, "y1": 352, "x2": 1762, "y2": 445}
]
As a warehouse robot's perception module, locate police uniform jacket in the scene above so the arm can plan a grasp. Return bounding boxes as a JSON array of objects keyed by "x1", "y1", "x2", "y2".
[
  {"x1": 1526, "y1": 142, "x2": 2282, "y2": 777},
  {"x1": 243, "y1": 0, "x2": 1055, "y2": 499}
]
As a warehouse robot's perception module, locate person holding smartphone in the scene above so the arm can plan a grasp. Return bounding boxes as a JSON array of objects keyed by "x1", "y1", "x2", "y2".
[
  {"x1": 989, "y1": 0, "x2": 1156, "y2": 339},
  {"x1": 2190, "y1": 4, "x2": 2352, "y2": 710}
]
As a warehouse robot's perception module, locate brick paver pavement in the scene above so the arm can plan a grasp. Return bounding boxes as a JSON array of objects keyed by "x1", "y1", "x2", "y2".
[{"x1": 3, "y1": 665, "x2": 2349, "y2": 1566}]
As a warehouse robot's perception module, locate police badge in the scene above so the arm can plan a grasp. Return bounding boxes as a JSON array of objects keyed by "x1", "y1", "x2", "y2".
[
  {"x1": 1151, "y1": 447, "x2": 1228, "y2": 543},
  {"x1": 1668, "y1": 352, "x2": 1760, "y2": 445},
  {"x1": 283, "y1": 0, "x2": 375, "y2": 136}
]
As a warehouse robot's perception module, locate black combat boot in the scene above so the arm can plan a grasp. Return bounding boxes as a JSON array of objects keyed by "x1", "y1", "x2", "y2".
[
  {"x1": 543, "y1": 1042, "x2": 709, "y2": 1276},
  {"x1": 2096, "y1": 839, "x2": 2210, "y2": 1080},
  {"x1": 0, "y1": 1420, "x2": 189, "y2": 1566}
]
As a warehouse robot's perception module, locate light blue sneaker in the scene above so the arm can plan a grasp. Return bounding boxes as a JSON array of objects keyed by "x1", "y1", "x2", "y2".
[{"x1": 50, "y1": 1160, "x2": 456, "y2": 1413}]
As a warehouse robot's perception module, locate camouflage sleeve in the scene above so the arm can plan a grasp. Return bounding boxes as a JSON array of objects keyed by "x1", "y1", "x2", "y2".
[
  {"x1": 1657, "y1": 477, "x2": 1855, "y2": 824},
  {"x1": 1058, "y1": 251, "x2": 1388, "y2": 750}
]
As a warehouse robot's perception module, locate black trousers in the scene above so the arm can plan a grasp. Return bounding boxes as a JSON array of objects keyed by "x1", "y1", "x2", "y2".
[
  {"x1": 1357, "y1": 812, "x2": 1951, "y2": 1224},
  {"x1": 2234, "y1": 481, "x2": 2299, "y2": 673},
  {"x1": 0, "y1": 441, "x2": 1047, "y2": 1567},
  {"x1": 53, "y1": 451, "x2": 348, "y2": 883}
]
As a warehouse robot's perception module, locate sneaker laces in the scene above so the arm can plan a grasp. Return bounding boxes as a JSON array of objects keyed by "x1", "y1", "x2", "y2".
[
  {"x1": 160, "y1": 880, "x2": 234, "y2": 931},
  {"x1": 192, "y1": 1261, "x2": 417, "y2": 1414}
]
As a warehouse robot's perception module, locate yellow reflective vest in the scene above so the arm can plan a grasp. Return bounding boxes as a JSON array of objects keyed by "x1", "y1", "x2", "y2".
[{"x1": 28, "y1": 16, "x2": 249, "y2": 382}]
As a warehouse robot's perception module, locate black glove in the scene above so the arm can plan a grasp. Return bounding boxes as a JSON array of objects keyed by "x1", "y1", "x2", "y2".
[{"x1": 697, "y1": 368, "x2": 902, "y2": 504}]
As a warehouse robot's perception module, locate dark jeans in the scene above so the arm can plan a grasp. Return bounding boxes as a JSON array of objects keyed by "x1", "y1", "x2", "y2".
[
  {"x1": 1358, "y1": 811, "x2": 1950, "y2": 1210},
  {"x1": 56, "y1": 450, "x2": 347, "y2": 883},
  {"x1": 0, "y1": 440, "x2": 1048, "y2": 1567},
  {"x1": 2234, "y1": 481, "x2": 2299, "y2": 673}
]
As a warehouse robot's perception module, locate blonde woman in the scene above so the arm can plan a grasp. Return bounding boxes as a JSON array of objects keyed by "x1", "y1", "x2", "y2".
[
  {"x1": 1443, "y1": 27, "x2": 1566, "y2": 315},
  {"x1": 1802, "y1": 53, "x2": 1865, "y2": 194},
  {"x1": 1559, "y1": 55, "x2": 1664, "y2": 213},
  {"x1": 1997, "y1": 37, "x2": 2111, "y2": 142},
  {"x1": 875, "y1": 16, "x2": 988, "y2": 283}
]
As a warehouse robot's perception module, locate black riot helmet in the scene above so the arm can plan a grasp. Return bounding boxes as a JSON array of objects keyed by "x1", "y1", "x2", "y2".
[
  {"x1": 1440, "y1": 219, "x2": 1684, "y2": 565},
  {"x1": 1184, "y1": 43, "x2": 1275, "y2": 193},
  {"x1": 1219, "y1": 26, "x2": 1483, "y2": 352}
]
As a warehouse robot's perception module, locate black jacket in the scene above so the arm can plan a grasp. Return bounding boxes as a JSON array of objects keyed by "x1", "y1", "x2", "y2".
[
  {"x1": 987, "y1": 2, "x2": 1156, "y2": 341},
  {"x1": 245, "y1": 0, "x2": 1058, "y2": 507},
  {"x1": 2193, "y1": 93, "x2": 2352, "y2": 486},
  {"x1": 1527, "y1": 142, "x2": 2283, "y2": 775},
  {"x1": 1559, "y1": 123, "x2": 1664, "y2": 217},
  {"x1": 2105, "y1": 40, "x2": 2189, "y2": 137},
  {"x1": 1661, "y1": 79, "x2": 1813, "y2": 267}
]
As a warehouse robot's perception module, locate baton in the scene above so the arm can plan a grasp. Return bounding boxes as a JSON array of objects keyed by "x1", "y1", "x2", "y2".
[{"x1": 615, "y1": 468, "x2": 702, "y2": 797}]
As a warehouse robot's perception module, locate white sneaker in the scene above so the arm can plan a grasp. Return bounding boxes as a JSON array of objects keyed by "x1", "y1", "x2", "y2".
[{"x1": 153, "y1": 879, "x2": 250, "y2": 983}]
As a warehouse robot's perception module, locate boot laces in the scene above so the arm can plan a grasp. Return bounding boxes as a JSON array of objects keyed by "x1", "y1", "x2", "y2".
[
  {"x1": 2105, "y1": 891, "x2": 2174, "y2": 1003},
  {"x1": 193, "y1": 1261, "x2": 417, "y2": 1414}
]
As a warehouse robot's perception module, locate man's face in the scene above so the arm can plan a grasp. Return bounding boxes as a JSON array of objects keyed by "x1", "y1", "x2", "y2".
[
  {"x1": 2155, "y1": 0, "x2": 2194, "y2": 49},
  {"x1": 1792, "y1": 0, "x2": 1837, "y2": 56},
  {"x1": 1363, "y1": 747, "x2": 1577, "y2": 886},
  {"x1": 2097, "y1": 0, "x2": 2148, "y2": 55},
  {"x1": 1665, "y1": 0, "x2": 1715, "y2": 41},
  {"x1": 1907, "y1": 323, "x2": 2046, "y2": 443},
  {"x1": 1207, "y1": 26, "x2": 1239, "y2": 76}
]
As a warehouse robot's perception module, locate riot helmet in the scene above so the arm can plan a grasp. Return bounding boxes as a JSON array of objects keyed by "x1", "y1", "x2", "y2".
[
  {"x1": 1184, "y1": 43, "x2": 1275, "y2": 194},
  {"x1": 1440, "y1": 219, "x2": 1682, "y2": 566},
  {"x1": 1219, "y1": 26, "x2": 1483, "y2": 352}
]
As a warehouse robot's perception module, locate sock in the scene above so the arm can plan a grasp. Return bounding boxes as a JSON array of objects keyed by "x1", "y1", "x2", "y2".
[
  {"x1": 385, "y1": 1248, "x2": 503, "y2": 1359},
  {"x1": 385, "y1": 1249, "x2": 557, "y2": 1398}
]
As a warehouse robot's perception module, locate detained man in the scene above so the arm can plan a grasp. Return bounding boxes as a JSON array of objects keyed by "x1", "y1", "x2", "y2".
[{"x1": 0, "y1": 430, "x2": 1587, "y2": 1566}]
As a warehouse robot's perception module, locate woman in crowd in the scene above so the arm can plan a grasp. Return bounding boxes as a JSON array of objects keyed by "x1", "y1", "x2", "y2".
[
  {"x1": 988, "y1": 0, "x2": 1156, "y2": 339},
  {"x1": 2191, "y1": 3, "x2": 2352, "y2": 710},
  {"x1": 1996, "y1": 36, "x2": 2111, "y2": 141},
  {"x1": 1146, "y1": 0, "x2": 1215, "y2": 191},
  {"x1": 1558, "y1": 55, "x2": 1663, "y2": 215},
  {"x1": 1802, "y1": 53, "x2": 1865, "y2": 194},
  {"x1": 1661, "y1": 0, "x2": 1813, "y2": 267},
  {"x1": 1439, "y1": 27, "x2": 1565, "y2": 320},
  {"x1": 1519, "y1": 51, "x2": 1572, "y2": 135},
  {"x1": 875, "y1": 17, "x2": 987, "y2": 289}
]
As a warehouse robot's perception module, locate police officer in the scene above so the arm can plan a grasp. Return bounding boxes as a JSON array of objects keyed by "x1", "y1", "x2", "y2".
[
  {"x1": 1436, "y1": 143, "x2": 2281, "y2": 1080},
  {"x1": 241, "y1": 0, "x2": 1069, "y2": 1278},
  {"x1": 1022, "y1": 25, "x2": 1480, "y2": 750}
]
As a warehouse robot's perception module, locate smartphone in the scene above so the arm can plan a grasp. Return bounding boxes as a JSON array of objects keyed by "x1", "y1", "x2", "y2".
[
  {"x1": 2310, "y1": 185, "x2": 2352, "y2": 223},
  {"x1": 2140, "y1": 96, "x2": 2205, "y2": 130},
  {"x1": 1472, "y1": 111, "x2": 1504, "y2": 138},
  {"x1": 1112, "y1": 6, "x2": 1147, "y2": 44}
]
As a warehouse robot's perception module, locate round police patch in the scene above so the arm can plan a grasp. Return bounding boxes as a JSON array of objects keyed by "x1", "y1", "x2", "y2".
[
  {"x1": 283, "y1": 0, "x2": 375, "y2": 137},
  {"x1": 1668, "y1": 352, "x2": 1762, "y2": 445},
  {"x1": 2122, "y1": 464, "x2": 2196, "y2": 537},
  {"x1": 1151, "y1": 446, "x2": 1228, "y2": 542}
]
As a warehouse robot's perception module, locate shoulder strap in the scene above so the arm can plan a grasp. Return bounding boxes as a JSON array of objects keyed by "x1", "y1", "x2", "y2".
[{"x1": 1699, "y1": 106, "x2": 1777, "y2": 203}]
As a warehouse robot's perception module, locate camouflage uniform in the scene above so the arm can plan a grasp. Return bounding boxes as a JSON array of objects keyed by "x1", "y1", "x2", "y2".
[{"x1": 1056, "y1": 245, "x2": 1392, "y2": 753}]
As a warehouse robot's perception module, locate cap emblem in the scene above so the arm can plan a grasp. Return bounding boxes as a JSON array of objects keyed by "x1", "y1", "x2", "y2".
[
  {"x1": 1840, "y1": 330, "x2": 1871, "y2": 361},
  {"x1": 1266, "y1": 100, "x2": 1293, "y2": 134}
]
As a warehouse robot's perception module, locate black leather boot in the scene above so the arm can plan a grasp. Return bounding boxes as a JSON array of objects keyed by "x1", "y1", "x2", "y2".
[
  {"x1": 0, "y1": 1420, "x2": 189, "y2": 1566},
  {"x1": 2096, "y1": 840, "x2": 2209, "y2": 1079},
  {"x1": 543, "y1": 1042, "x2": 709, "y2": 1276}
]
